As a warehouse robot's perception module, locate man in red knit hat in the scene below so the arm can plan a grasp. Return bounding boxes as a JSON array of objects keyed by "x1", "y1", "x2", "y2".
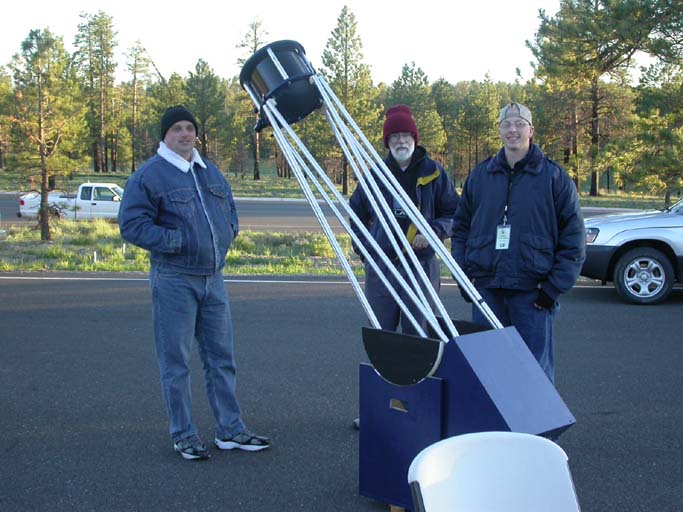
[
  {"x1": 349, "y1": 105, "x2": 458, "y2": 428},
  {"x1": 350, "y1": 105, "x2": 459, "y2": 339}
]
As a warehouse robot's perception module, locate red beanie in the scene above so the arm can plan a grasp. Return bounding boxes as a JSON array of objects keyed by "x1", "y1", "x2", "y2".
[{"x1": 383, "y1": 105, "x2": 419, "y2": 148}]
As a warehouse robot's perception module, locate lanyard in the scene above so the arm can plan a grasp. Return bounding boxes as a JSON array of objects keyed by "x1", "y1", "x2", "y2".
[{"x1": 503, "y1": 170, "x2": 514, "y2": 226}]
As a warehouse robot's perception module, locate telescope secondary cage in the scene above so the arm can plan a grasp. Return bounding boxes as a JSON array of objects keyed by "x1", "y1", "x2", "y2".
[{"x1": 239, "y1": 40, "x2": 323, "y2": 132}]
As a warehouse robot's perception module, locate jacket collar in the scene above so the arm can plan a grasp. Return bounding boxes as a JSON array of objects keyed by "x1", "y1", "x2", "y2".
[
  {"x1": 386, "y1": 145, "x2": 429, "y2": 175},
  {"x1": 487, "y1": 143, "x2": 543, "y2": 175},
  {"x1": 157, "y1": 142, "x2": 207, "y2": 173}
]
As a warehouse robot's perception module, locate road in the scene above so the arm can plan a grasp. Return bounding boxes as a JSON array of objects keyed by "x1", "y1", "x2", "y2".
[
  {"x1": 0, "y1": 191, "x2": 641, "y2": 232},
  {"x1": 1, "y1": 275, "x2": 681, "y2": 511},
  {"x1": 2, "y1": 193, "x2": 343, "y2": 231}
]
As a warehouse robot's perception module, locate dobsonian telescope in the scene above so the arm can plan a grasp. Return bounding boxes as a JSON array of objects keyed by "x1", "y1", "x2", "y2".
[
  {"x1": 239, "y1": 39, "x2": 503, "y2": 384},
  {"x1": 240, "y1": 39, "x2": 575, "y2": 510}
]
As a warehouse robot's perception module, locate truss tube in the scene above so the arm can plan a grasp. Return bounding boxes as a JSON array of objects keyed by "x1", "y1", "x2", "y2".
[
  {"x1": 264, "y1": 100, "x2": 442, "y2": 340},
  {"x1": 314, "y1": 75, "x2": 503, "y2": 330},
  {"x1": 321, "y1": 106, "x2": 450, "y2": 340},
  {"x1": 316, "y1": 82, "x2": 455, "y2": 338}
]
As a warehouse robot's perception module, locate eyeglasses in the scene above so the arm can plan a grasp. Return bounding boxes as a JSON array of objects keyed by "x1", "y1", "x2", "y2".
[
  {"x1": 499, "y1": 120, "x2": 530, "y2": 130},
  {"x1": 388, "y1": 132, "x2": 413, "y2": 143}
]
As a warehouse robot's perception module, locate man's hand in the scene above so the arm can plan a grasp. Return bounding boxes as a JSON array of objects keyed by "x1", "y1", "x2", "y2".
[
  {"x1": 412, "y1": 234, "x2": 429, "y2": 250},
  {"x1": 534, "y1": 288, "x2": 555, "y2": 310}
]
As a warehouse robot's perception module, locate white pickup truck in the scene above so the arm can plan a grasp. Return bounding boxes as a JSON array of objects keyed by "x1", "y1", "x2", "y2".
[{"x1": 18, "y1": 182, "x2": 124, "y2": 220}]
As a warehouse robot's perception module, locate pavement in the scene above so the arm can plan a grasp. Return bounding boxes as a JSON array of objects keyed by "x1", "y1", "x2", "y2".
[{"x1": 1, "y1": 275, "x2": 682, "y2": 511}]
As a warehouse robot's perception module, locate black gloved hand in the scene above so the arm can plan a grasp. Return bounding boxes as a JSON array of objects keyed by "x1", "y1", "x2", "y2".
[
  {"x1": 534, "y1": 288, "x2": 555, "y2": 310},
  {"x1": 459, "y1": 286, "x2": 473, "y2": 304}
]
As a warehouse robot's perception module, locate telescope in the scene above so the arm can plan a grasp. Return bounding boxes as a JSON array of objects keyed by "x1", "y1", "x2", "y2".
[
  {"x1": 240, "y1": 39, "x2": 576, "y2": 509},
  {"x1": 240, "y1": 40, "x2": 505, "y2": 386}
]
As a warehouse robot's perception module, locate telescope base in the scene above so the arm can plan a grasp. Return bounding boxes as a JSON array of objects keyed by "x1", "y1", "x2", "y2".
[{"x1": 359, "y1": 325, "x2": 575, "y2": 509}]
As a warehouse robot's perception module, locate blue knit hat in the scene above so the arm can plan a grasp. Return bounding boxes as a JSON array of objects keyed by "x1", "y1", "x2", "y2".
[{"x1": 160, "y1": 105, "x2": 198, "y2": 140}]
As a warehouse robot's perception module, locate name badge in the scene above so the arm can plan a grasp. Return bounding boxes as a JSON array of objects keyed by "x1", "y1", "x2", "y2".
[{"x1": 496, "y1": 225, "x2": 511, "y2": 250}]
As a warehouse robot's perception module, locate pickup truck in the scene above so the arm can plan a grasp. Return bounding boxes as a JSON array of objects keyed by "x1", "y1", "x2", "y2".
[{"x1": 18, "y1": 182, "x2": 124, "y2": 220}]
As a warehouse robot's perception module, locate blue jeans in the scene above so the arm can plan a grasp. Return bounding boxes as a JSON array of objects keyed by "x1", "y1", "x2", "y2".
[
  {"x1": 150, "y1": 266, "x2": 245, "y2": 442},
  {"x1": 365, "y1": 257, "x2": 441, "y2": 336},
  {"x1": 472, "y1": 288, "x2": 558, "y2": 383}
]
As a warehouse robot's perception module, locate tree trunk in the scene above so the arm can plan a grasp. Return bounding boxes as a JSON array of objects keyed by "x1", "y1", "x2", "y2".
[
  {"x1": 99, "y1": 82, "x2": 106, "y2": 172},
  {"x1": 252, "y1": 130, "x2": 260, "y2": 180},
  {"x1": 589, "y1": 77, "x2": 600, "y2": 196},
  {"x1": 104, "y1": 136, "x2": 110, "y2": 172},
  {"x1": 37, "y1": 77, "x2": 51, "y2": 241},
  {"x1": 92, "y1": 141, "x2": 100, "y2": 172},
  {"x1": 131, "y1": 74, "x2": 138, "y2": 173},
  {"x1": 111, "y1": 133, "x2": 118, "y2": 172}
]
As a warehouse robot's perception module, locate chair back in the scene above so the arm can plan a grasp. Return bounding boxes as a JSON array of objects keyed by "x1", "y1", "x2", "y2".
[{"x1": 408, "y1": 431, "x2": 580, "y2": 512}]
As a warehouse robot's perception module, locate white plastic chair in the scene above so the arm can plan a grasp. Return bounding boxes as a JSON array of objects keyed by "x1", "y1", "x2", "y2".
[{"x1": 407, "y1": 431, "x2": 581, "y2": 512}]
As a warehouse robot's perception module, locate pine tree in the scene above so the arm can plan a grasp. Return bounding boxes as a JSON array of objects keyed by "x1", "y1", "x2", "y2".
[
  {"x1": 321, "y1": 6, "x2": 381, "y2": 194},
  {"x1": 237, "y1": 19, "x2": 269, "y2": 181},
  {"x1": 10, "y1": 29, "x2": 85, "y2": 240},
  {"x1": 529, "y1": 0, "x2": 683, "y2": 196},
  {"x1": 387, "y1": 63, "x2": 446, "y2": 163},
  {"x1": 124, "y1": 41, "x2": 151, "y2": 172},
  {"x1": 185, "y1": 59, "x2": 226, "y2": 160},
  {"x1": 74, "y1": 11, "x2": 118, "y2": 172}
]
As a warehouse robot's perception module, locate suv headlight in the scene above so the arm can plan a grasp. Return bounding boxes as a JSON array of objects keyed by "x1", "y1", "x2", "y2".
[{"x1": 585, "y1": 227, "x2": 599, "y2": 244}]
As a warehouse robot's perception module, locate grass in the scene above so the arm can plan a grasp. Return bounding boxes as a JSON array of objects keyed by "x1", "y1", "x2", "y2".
[
  {"x1": 577, "y1": 192, "x2": 670, "y2": 210},
  {"x1": 0, "y1": 219, "x2": 360, "y2": 275},
  {"x1": 1, "y1": 164, "x2": 675, "y2": 275}
]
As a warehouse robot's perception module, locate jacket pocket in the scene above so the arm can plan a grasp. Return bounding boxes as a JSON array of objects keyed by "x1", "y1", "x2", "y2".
[
  {"x1": 465, "y1": 234, "x2": 495, "y2": 273},
  {"x1": 168, "y1": 188, "x2": 197, "y2": 218},
  {"x1": 208, "y1": 185, "x2": 232, "y2": 221},
  {"x1": 207, "y1": 185, "x2": 235, "y2": 252},
  {"x1": 519, "y1": 233, "x2": 554, "y2": 275},
  {"x1": 167, "y1": 189, "x2": 197, "y2": 259}
]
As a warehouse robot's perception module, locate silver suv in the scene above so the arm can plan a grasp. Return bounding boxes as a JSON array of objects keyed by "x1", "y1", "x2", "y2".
[{"x1": 581, "y1": 198, "x2": 683, "y2": 304}]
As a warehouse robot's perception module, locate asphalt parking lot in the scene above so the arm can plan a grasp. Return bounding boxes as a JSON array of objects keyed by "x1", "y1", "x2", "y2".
[{"x1": 1, "y1": 275, "x2": 682, "y2": 511}]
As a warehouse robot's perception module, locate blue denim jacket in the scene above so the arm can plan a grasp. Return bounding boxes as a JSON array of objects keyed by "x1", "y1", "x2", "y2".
[{"x1": 119, "y1": 148, "x2": 238, "y2": 275}]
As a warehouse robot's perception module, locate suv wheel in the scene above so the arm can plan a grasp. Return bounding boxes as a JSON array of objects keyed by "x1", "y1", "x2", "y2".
[{"x1": 613, "y1": 247, "x2": 674, "y2": 305}]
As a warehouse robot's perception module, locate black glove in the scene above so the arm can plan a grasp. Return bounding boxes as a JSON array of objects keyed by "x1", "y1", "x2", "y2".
[{"x1": 534, "y1": 288, "x2": 555, "y2": 310}]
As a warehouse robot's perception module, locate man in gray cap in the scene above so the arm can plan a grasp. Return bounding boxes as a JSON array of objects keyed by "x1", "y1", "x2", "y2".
[
  {"x1": 451, "y1": 102, "x2": 585, "y2": 385},
  {"x1": 119, "y1": 105, "x2": 270, "y2": 460}
]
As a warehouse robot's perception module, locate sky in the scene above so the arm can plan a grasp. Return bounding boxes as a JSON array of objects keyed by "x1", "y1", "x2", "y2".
[{"x1": 2, "y1": 0, "x2": 562, "y2": 86}]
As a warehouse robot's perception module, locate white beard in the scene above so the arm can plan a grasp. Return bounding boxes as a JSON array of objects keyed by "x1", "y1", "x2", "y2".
[{"x1": 390, "y1": 140, "x2": 415, "y2": 167}]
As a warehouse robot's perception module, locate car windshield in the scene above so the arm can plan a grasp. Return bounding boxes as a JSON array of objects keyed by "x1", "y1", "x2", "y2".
[
  {"x1": 114, "y1": 185, "x2": 124, "y2": 197},
  {"x1": 667, "y1": 198, "x2": 682, "y2": 214}
]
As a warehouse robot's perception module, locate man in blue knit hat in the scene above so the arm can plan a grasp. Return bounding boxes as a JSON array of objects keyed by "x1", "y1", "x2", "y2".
[{"x1": 119, "y1": 105, "x2": 270, "y2": 460}]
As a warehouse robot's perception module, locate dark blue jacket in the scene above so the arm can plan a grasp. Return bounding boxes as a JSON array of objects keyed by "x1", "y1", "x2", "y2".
[
  {"x1": 451, "y1": 144, "x2": 585, "y2": 300},
  {"x1": 349, "y1": 146, "x2": 459, "y2": 262},
  {"x1": 119, "y1": 154, "x2": 238, "y2": 275}
]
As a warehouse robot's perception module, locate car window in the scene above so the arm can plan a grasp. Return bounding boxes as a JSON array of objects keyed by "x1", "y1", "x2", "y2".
[
  {"x1": 94, "y1": 187, "x2": 115, "y2": 201},
  {"x1": 80, "y1": 186, "x2": 93, "y2": 201}
]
